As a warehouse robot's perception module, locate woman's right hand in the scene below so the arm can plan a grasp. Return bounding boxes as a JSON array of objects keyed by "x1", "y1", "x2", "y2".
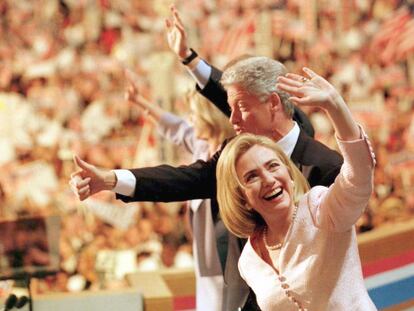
[
  {"x1": 276, "y1": 67, "x2": 341, "y2": 111},
  {"x1": 276, "y1": 67, "x2": 360, "y2": 141}
]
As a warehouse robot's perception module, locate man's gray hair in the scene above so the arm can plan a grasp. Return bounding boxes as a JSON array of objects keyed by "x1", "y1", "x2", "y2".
[{"x1": 221, "y1": 56, "x2": 294, "y2": 117}]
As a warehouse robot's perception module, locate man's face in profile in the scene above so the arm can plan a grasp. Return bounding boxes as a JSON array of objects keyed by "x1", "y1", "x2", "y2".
[{"x1": 227, "y1": 84, "x2": 273, "y2": 136}]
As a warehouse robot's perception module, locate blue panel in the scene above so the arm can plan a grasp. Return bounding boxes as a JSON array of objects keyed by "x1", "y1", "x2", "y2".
[{"x1": 368, "y1": 275, "x2": 414, "y2": 310}]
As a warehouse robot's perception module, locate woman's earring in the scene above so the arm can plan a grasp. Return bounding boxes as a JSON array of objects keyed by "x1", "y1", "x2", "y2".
[{"x1": 245, "y1": 204, "x2": 253, "y2": 211}]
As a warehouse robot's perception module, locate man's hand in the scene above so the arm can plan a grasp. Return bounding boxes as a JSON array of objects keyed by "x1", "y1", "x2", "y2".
[
  {"x1": 165, "y1": 5, "x2": 190, "y2": 60},
  {"x1": 69, "y1": 156, "x2": 117, "y2": 201}
]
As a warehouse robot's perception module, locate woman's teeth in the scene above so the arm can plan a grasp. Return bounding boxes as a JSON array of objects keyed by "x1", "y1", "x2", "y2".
[{"x1": 264, "y1": 187, "x2": 283, "y2": 201}]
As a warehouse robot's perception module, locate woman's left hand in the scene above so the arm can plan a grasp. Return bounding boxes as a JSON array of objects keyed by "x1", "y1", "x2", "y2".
[{"x1": 276, "y1": 67, "x2": 342, "y2": 110}]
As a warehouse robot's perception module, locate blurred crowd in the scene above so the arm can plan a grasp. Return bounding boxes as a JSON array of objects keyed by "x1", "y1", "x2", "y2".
[{"x1": 0, "y1": 0, "x2": 413, "y2": 294}]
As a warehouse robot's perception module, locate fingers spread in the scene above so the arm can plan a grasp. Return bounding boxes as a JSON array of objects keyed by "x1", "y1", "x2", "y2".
[
  {"x1": 277, "y1": 76, "x2": 302, "y2": 88},
  {"x1": 289, "y1": 96, "x2": 312, "y2": 105},
  {"x1": 303, "y1": 67, "x2": 317, "y2": 79},
  {"x1": 172, "y1": 6, "x2": 184, "y2": 27},
  {"x1": 174, "y1": 21, "x2": 185, "y2": 36},
  {"x1": 284, "y1": 73, "x2": 306, "y2": 82},
  {"x1": 170, "y1": 6, "x2": 185, "y2": 35},
  {"x1": 276, "y1": 83, "x2": 303, "y2": 97},
  {"x1": 303, "y1": 67, "x2": 331, "y2": 88}
]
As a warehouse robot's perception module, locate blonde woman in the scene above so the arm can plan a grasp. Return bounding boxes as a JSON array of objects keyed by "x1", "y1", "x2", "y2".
[
  {"x1": 217, "y1": 68, "x2": 377, "y2": 310},
  {"x1": 125, "y1": 72, "x2": 234, "y2": 311}
]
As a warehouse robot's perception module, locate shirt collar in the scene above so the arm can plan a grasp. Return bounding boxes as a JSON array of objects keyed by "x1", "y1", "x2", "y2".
[{"x1": 277, "y1": 122, "x2": 300, "y2": 157}]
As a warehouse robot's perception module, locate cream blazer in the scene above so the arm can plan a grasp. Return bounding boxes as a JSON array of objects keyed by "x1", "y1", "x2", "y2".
[{"x1": 239, "y1": 129, "x2": 377, "y2": 311}]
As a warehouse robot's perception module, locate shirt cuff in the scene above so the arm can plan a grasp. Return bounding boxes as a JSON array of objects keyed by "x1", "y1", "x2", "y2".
[
  {"x1": 186, "y1": 60, "x2": 211, "y2": 89},
  {"x1": 112, "y1": 169, "x2": 136, "y2": 197}
]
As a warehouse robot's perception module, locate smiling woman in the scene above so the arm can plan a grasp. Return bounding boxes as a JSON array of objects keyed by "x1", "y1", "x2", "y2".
[
  {"x1": 216, "y1": 134, "x2": 309, "y2": 239},
  {"x1": 216, "y1": 68, "x2": 378, "y2": 310}
]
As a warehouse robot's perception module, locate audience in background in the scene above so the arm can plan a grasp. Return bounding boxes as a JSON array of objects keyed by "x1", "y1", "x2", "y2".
[{"x1": 0, "y1": 0, "x2": 413, "y2": 293}]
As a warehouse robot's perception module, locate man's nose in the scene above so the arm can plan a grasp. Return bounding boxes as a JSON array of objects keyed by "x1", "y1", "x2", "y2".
[{"x1": 230, "y1": 109, "x2": 240, "y2": 125}]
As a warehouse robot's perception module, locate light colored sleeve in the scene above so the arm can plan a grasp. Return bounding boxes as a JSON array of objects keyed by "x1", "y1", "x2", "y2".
[
  {"x1": 307, "y1": 126, "x2": 376, "y2": 232},
  {"x1": 112, "y1": 169, "x2": 136, "y2": 197},
  {"x1": 185, "y1": 59, "x2": 211, "y2": 90},
  {"x1": 157, "y1": 112, "x2": 198, "y2": 154}
]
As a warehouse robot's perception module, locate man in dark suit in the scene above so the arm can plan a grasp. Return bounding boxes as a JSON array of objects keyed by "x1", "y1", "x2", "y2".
[{"x1": 71, "y1": 9, "x2": 343, "y2": 311}]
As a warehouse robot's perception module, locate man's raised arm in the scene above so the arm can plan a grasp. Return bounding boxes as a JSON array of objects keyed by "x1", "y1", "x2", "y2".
[{"x1": 165, "y1": 5, "x2": 314, "y2": 137}]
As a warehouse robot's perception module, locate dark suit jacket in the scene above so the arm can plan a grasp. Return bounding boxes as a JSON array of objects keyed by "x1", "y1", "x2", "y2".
[{"x1": 117, "y1": 65, "x2": 343, "y2": 310}]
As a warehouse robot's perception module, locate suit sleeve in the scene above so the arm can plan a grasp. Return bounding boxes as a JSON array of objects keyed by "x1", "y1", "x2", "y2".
[
  {"x1": 116, "y1": 148, "x2": 221, "y2": 203},
  {"x1": 196, "y1": 65, "x2": 231, "y2": 117}
]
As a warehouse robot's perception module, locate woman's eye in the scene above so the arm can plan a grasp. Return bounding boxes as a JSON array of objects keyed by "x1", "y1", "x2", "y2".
[
  {"x1": 246, "y1": 174, "x2": 257, "y2": 183},
  {"x1": 269, "y1": 162, "x2": 279, "y2": 170}
]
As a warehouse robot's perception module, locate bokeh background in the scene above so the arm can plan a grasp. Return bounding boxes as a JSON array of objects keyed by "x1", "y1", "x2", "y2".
[{"x1": 0, "y1": 0, "x2": 413, "y2": 294}]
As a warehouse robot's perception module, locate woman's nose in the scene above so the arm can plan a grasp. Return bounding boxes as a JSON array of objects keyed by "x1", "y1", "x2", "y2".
[{"x1": 262, "y1": 171, "x2": 275, "y2": 185}]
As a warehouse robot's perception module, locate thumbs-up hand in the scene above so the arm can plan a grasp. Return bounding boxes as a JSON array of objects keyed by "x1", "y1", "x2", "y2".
[{"x1": 70, "y1": 156, "x2": 117, "y2": 201}]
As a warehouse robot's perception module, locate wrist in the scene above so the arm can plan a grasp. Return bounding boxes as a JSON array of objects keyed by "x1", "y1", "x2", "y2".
[
  {"x1": 321, "y1": 89, "x2": 343, "y2": 112},
  {"x1": 180, "y1": 49, "x2": 192, "y2": 60},
  {"x1": 181, "y1": 48, "x2": 198, "y2": 65},
  {"x1": 104, "y1": 171, "x2": 117, "y2": 190}
]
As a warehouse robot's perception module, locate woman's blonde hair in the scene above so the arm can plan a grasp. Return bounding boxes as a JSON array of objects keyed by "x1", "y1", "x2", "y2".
[
  {"x1": 186, "y1": 90, "x2": 235, "y2": 143},
  {"x1": 216, "y1": 133, "x2": 310, "y2": 238}
]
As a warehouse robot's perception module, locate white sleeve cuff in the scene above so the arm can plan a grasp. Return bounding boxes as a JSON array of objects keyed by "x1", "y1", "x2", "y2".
[
  {"x1": 112, "y1": 169, "x2": 136, "y2": 197},
  {"x1": 186, "y1": 60, "x2": 211, "y2": 89}
]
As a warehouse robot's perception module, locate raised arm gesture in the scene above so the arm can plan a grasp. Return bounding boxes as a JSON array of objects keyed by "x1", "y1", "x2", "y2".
[
  {"x1": 124, "y1": 69, "x2": 163, "y2": 124},
  {"x1": 165, "y1": 5, "x2": 192, "y2": 60},
  {"x1": 276, "y1": 67, "x2": 360, "y2": 141}
]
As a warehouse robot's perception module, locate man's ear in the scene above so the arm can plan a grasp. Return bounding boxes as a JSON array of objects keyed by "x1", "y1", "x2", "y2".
[{"x1": 269, "y1": 92, "x2": 282, "y2": 117}]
